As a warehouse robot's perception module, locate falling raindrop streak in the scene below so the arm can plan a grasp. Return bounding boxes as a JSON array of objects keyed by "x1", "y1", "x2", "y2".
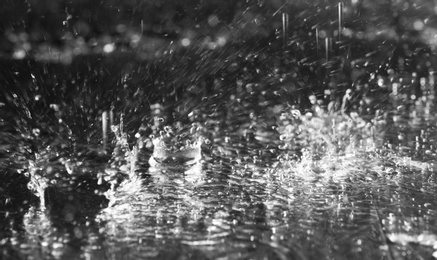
[
  {"x1": 110, "y1": 109, "x2": 114, "y2": 127},
  {"x1": 141, "y1": 19, "x2": 144, "y2": 40},
  {"x1": 316, "y1": 27, "x2": 319, "y2": 57},
  {"x1": 338, "y1": 2, "x2": 343, "y2": 41},
  {"x1": 282, "y1": 12, "x2": 289, "y2": 47},
  {"x1": 102, "y1": 111, "x2": 108, "y2": 151}
]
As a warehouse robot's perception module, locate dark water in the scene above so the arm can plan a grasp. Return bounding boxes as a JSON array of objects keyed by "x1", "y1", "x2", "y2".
[
  {"x1": 2, "y1": 0, "x2": 437, "y2": 257},
  {"x1": 1, "y1": 56, "x2": 437, "y2": 260}
]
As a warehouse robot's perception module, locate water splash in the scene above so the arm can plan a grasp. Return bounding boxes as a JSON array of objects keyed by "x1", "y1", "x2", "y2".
[{"x1": 151, "y1": 134, "x2": 203, "y2": 166}]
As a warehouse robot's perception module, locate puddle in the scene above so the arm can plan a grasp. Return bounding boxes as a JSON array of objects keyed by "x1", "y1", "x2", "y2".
[{"x1": 1, "y1": 2, "x2": 437, "y2": 259}]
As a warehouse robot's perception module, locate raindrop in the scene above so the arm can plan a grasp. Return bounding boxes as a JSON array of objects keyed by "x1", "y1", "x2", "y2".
[
  {"x1": 338, "y1": 2, "x2": 343, "y2": 41},
  {"x1": 103, "y1": 43, "x2": 115, "y2": 53},
  {"x1": 32, "y1": 128, "x2": 40, "y2": 136},
  {"x1": 50, "y1": 104, "x2": 60, "y2": 111},
  {"x1": 208, "y1": 15, "x2": 220, "y2": 27},
  {"x1": 181, "y1": 38, "x2": 191, "y2": 47},
  {"x1": 315, "y1": 27, "x2": 319, "y2": 56},
  {"x1": 282, "y1": 12, "x2": 289, "y2": 46}
]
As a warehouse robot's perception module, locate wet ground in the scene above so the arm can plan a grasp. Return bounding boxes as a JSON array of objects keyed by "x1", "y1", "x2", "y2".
[
  {"x1": 2, "y1": 1, "x2": 437, "y2": 260},
  {"x1": 1, "y1": 55, "x2": 437, "y2": 260}
]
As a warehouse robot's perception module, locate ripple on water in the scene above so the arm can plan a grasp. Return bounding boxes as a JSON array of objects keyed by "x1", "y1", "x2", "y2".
[{"x1": 4, "y1": 72, "x2": 437, "y2": 260}]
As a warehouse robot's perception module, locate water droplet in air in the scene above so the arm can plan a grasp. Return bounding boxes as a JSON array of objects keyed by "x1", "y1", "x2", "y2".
[{"x1": 32, "y1": 128, "x2": 40, "y2": 136}]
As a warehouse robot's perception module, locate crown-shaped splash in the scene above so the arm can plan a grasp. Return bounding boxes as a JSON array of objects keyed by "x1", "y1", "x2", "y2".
[{"x1": 150, "y1": 123, "x2": 203, "y2": 165}]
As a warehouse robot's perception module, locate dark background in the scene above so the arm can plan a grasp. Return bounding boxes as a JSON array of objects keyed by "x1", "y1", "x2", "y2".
[{"x1": 1, "y1": 0, "x2": 437, "y2": 141}]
